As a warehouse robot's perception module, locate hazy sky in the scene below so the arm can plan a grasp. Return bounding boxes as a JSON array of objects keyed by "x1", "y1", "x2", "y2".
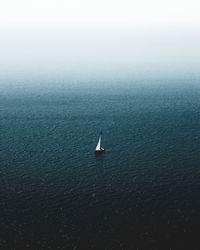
[{"x1": 1, "y1": 0, "x2": 200, "y2": 80}]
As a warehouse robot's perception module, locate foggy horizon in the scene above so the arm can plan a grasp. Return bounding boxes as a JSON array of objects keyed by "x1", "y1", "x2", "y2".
[{"x1": 1, "y1": 0, "x2": 200, "y2": 81}]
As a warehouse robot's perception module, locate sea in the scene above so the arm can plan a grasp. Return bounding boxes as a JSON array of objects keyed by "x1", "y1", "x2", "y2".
[{"x1": 0, "y1": 78, "x2": 200, "y2": 249}]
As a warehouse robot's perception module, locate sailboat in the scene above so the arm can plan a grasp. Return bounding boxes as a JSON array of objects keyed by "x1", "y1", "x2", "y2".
[{"x1": 95, "y1": 132, "x2": 105, "y2": 153}]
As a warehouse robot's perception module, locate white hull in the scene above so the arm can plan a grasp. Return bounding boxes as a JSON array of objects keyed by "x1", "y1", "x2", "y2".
[{"x1": 95, "y1": 147, "x2": 105, "y2": 153}]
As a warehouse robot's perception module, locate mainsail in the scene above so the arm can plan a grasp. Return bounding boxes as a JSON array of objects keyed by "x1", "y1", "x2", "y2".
[{"x1": 95, "y1": 135, "x2": 101, "y2": 151}]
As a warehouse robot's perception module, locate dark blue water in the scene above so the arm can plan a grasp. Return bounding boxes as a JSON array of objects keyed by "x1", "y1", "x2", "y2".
[{"x1": 0, "y1": 81, "x2": 200, "y2": 249}]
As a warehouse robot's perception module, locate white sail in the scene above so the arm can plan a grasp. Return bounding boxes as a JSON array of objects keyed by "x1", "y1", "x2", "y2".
[{"x1": 95, "y1": 135, "x2": 101, "y2": 151}]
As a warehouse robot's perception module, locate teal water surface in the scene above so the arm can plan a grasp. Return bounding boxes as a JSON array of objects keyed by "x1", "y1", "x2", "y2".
[{"x1": 0, "y1": 80, "x2": 200, "y2": 249}]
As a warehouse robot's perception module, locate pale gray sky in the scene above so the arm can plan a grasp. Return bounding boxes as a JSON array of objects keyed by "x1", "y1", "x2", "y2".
[
  {"x1": 1, "y1": 0, "x2": 200, "y2": 26},
  {"x1": 0, "y1": 0, "x2": 200, "y2": 79}
]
